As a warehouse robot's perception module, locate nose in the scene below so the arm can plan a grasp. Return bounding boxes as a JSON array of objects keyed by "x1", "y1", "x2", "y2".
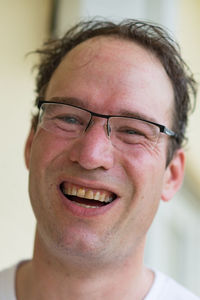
[{"x1": 69, "y1": 119, "x2": 114, "y2": 170}]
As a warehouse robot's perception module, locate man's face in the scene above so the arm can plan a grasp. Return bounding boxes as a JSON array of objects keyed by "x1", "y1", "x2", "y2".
[{"x1": 25, "y1": 37, "x2": 183, "y2": 263}]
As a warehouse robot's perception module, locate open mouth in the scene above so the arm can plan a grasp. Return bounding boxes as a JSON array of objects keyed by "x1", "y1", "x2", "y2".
[{"x1": 60, "y1": 182, "x2": 117, "y2": 208}]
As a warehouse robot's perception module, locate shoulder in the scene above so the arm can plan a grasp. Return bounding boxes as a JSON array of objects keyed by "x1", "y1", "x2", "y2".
[
  {"x1": 0, "y1": 264, "x2": 18, "y2": 300},
  {"x1": 145, "y1": 270, "x2": 200, "y2": 300}
]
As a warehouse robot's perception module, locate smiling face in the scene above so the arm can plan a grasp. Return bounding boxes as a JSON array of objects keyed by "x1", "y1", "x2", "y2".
[{"x1": 25, "y1": 37, "x2": 184, "y2": 265}]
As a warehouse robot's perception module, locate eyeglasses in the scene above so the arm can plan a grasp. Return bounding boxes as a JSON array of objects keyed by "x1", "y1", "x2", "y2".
[{"x1": 37, "y1": 100, "x2": 177, "y2": 152}]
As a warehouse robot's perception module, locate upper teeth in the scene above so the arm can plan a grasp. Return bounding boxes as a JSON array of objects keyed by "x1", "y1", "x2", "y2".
[{"x1": 62, "y1": 184, "x2": 114, "y2": 203}]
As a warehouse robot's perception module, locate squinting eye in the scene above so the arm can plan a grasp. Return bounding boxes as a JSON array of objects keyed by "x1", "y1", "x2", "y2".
[
  {"x1": 119, "y1": 128, "x2": 144, "y2": 136},
  {"x1": 125, "y1": 129, "x2": 139, "y2": 135},
  {"x1": 57, "y1": 116, "x2": 81, "y2": 125}
]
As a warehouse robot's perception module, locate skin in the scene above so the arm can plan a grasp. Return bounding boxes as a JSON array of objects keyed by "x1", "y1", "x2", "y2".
[{"x1": 17, "y1": 36, "x2": 185, "y2": 300}]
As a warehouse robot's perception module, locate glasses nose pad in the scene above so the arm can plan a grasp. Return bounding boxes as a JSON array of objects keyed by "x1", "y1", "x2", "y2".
[
  {"x1": 106, "y1": 119, "x2": 111, "y2": 137},
  {"x1": 85, "y1": 117, "x2": 93, "y2": 132},
  {"x1": 84, "y1": 116, "x2": 111, "y2": 138}
]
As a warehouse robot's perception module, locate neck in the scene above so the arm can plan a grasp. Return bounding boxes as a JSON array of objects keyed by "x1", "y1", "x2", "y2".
[{"x1": 16, "y1": 232, "x2": 154, "y2": 300}]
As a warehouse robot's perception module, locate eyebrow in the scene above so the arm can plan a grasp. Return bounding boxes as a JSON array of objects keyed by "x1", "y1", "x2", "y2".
[
  {"x1": 50, "y1": 96, "x2": 88, "y2": 109},
  {"x1": 116, "y1": 109, "x2": 158, "y2": 123},
  {"x1": 49, "y1": 96, "x2": 158, "y2": 123}
]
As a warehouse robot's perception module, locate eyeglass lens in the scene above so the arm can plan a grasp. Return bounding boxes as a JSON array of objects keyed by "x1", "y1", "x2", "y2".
[{"x1": 38, "y1": 103, "x2": 160, "y2": 151}]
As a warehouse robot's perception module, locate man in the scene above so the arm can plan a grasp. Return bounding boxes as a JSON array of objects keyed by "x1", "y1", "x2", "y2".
[{"x1": 0, "y1": 19, "x2": 199, "y2": 299}]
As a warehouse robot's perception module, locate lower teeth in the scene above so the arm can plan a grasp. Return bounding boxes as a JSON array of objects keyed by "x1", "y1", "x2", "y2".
[{"x1": 75, "y1": 202, "x2": 99, "y2": 209}]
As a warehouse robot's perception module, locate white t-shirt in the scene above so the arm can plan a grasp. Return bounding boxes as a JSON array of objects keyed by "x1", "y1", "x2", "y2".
[
  {"x1": 144, "y1": 270, "x2": 200, "y2": 300},
  {"x1": 0, "y1": 264, "x2": 199, "y2": 300},
  {"x1": 0, "y1": 264, "x2": 16, "y2": 300}
]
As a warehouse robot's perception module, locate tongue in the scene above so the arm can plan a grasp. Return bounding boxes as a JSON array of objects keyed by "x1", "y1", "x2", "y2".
[{"x1": 68, "y1": 195, "x2": 105, "y2": 207}]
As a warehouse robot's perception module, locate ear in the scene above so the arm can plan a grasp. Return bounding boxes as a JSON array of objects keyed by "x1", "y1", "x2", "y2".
[
  {"x1": 24, "y1": 128, "x2": 35, "y2": 169},
  {"x1": 161, "y1": 149, "x2": 185, "y2": 202}
]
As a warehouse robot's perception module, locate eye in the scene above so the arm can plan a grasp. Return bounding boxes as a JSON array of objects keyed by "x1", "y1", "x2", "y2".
[
  {"x1": 57, "y1": 115, "x2": 82, "y2": 125},
  {"x1": 125, "y1": 129, "x2": 139, "y2": 135},
  {"x1": 119, "y1": 128, "x2": 144, "y2": 136}
]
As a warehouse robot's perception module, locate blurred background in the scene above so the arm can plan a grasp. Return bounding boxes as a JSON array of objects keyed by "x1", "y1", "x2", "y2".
[{"x1": 0, "y1": 0, "x2": 200, "y2": 296}]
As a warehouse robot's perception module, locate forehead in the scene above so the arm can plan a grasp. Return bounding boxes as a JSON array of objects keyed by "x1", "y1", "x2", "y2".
[{"x1": 46, "y1": 36, "x2": 174, "y2": 123}]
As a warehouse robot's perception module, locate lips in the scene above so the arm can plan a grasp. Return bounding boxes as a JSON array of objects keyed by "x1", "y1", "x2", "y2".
[{"x1": 60, "y1": 182, "x2": 116, "y2": 208}]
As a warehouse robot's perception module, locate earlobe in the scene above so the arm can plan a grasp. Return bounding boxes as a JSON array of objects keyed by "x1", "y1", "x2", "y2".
[
  {"x1": 161, "y1": 149, "x2": 185, "y2": 202},
  {"x1": 24, "y1": 128, "x2": 35, "y2": 170}
]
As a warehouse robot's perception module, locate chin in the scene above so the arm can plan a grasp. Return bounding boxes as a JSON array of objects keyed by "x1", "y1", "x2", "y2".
[{"x1": 38, "y1": 222, "x2": 106, "y2": 260}]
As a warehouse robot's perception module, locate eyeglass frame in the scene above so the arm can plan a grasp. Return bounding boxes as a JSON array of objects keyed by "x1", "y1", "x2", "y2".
[{"x1": 36, "y1": 99, "x2": 178, "y2": 140}]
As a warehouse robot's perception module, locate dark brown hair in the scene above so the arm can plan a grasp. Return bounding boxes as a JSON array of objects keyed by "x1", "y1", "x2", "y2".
[{"x1": 33, "y1": 19, "x2": 197, "y2": 163}]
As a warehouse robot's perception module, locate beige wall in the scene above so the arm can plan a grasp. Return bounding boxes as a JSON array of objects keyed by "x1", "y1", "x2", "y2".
[
  {"x1": 0, "y1": 0, "x2": 52, "y2": 269},
  {"x1": 55, "y1": 0, "x2": 81, "y2": 36},
  {"x1": 177, "y1": 0, "x2": 200, "y2": 196}
]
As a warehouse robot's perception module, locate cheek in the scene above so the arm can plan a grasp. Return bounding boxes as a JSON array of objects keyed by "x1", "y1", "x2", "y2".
[
  {"x1": 27, "y1": 132, "x2": 67, "y2": 207},
  {"x1": 30, "y1": 130, "x2": 72, "y2": 169},
  {"x1": 122, "y1": 147, "x2": 167, "y2": 200}
]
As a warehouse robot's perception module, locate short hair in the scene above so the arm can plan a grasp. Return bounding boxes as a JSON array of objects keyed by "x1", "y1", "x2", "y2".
[{"x1": 32, "y1": 19, "x2": 197, "y2": 163}]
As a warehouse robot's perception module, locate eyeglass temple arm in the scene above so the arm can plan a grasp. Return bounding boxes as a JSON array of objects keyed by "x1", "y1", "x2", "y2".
[{"x1": 163, "y1": 126, "x2": 177, "y2": 138}]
